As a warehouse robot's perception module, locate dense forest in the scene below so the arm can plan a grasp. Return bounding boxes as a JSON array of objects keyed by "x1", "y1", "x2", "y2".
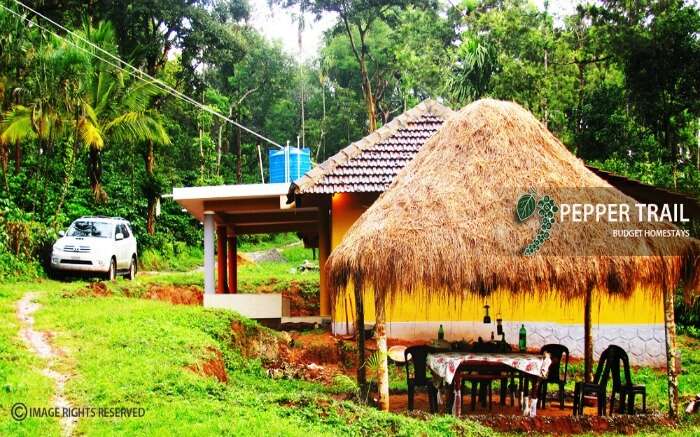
[{"x1": 0, "y1": 0, "x2": 699, "y2": 281}]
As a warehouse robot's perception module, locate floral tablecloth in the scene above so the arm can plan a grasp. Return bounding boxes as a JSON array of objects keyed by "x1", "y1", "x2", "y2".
[{"x1": 427, "y1": 352, "x2": 551, "y2": 385}]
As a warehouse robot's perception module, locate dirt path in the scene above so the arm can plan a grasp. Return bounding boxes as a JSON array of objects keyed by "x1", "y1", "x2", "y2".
[{"x1": 17, "y1": 292, "x2": 76, "y2": 437}]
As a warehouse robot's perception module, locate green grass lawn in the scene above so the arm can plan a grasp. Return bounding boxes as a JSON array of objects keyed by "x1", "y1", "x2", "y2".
[
  {"x1": 137, "y1": 233, "x2": 310, "y2": 273},
  {"x1": 0, "y1": 280, "x2": 82, "y2": 436},
  {"x1": 1, "y1": 273, "x2": 699, "y2": 435},
  {"x1": 0, "y1": 279, "x2": 488, "y2": 436},
  {"x1": 135, "y1": 242, "x2": 320, "y2": 300}
]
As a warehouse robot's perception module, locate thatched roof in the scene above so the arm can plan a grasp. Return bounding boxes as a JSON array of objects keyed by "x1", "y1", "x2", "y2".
[{"x1": 327, "y1": 99, "x2": 700, "y2": 302}]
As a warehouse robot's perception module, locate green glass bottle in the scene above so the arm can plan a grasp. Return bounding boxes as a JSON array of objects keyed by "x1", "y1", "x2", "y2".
[
  {"x1": 438, "y1": 324, "x2": 445, "y2": 341},
  {"x1": 518, "y1": 324, "x2": 527, "y2": 352}
]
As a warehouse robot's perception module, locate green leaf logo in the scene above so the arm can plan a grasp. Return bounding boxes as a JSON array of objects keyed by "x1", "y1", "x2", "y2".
[
  {"x1": 516, "y1": 192, "x2": 536, "y2": 222},
  {"x1": 516, "y1": 190, "x2": 558, "y2": 256}
]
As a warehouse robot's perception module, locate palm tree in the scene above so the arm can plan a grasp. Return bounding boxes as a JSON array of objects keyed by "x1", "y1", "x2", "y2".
[
  {"x1": 77, "y1": 21, "x2": 170, "y2": 202},
  {"x1": 445, "y1": 34, "x2": 495, "y2": 104},
  {"x1": 1, "y1": 21, "x2": 169, "y2": 210}
]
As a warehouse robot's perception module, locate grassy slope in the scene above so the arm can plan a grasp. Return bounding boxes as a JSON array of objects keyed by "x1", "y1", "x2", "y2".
[
  {"x1": 2, "y1": 232, "x2": 699, "y2": 437},
  {"x1": 137, "y1": 244, "x2": 319, "y2": 297},
  {"x1": 1, "y1": 279, "x2": 488, "y2": 436},
  {"x1": 0, "y1": 281, "x2": 81, "y2": 436}
]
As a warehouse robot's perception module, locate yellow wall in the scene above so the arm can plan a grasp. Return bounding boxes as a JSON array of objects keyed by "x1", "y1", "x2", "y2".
[{"x1": 329, "y1": 192, "x2": 663, "y2": 326}]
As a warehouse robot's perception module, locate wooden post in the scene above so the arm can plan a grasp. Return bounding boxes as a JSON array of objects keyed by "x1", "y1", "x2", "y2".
[
  {"x1": 374, "y1": 294, "x2": 389, "y2": 411},
  {"x1": 216, "y1": 226, "x2": 227, "y2": 293},
  {"x1": 584, "y1": 287, "x2": 593, "y2": 382},
  {"x1": 226, "y1": 227, "x2": 237, "y2": 294},
  {"x1": 318, "y1": 199, "x2": 331, "y2": 316},
  {"x1": 355, "y1": 284, "x2": 367, "y2": 400},
  {"x1": 663, "y1": 287, "x2": 680, "y2": 418}
]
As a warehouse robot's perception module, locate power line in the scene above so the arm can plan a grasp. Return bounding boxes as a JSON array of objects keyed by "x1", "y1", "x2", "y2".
[{"x1": 1, "y1": 0, "x2": 284, "y2": 149}]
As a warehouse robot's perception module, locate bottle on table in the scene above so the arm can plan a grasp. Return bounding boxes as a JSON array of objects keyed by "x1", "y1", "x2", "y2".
[
  {"x1": 438, "y1": 324, "x2": 445, "y2": 341},
  {"x1": 519, "y1": 324, "x2": 527, "y2": 352}
]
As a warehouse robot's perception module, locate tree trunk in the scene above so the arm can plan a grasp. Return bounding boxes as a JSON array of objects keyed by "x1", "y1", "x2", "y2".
[
  {"x1": 340, "y1": 17, "x2": 376, "y2": 133},
  {"x1": 663, "y1": 287, "x2": 680, "y2": 418},
  {"x1": 317, "y1": 76, "x2": 326, "y2": 161},
  {"x1": 145, "y1": 140, "x2": 157, "y2": 235},
  {"x1": 543, "y1": 47, "x2": 549, "y2": 128},
  {"x1": 199, "y1": 126, "x2": 204, "y2": 181},
  {"x1": 299, "y1": 67, "x2": 305, "y2": 148},
  {"x1": 13, "y1": 140, "x2": 20, "y2": 173},
  {"x1": 235, "y1": 122, "x2": 242, "y2": 184},
  {"x1": 359, "y1": 57, "x2": 377, "y2": 133},
  {"x1": 354, "y1": 284, "x2": 368, "y2": 401},
  {"x1": 1, "y1": 142, "x2": 8, "y2": 190},
  {"x1": 374, "y1": 294, "x2": 389, "y2": 412},
  {"x1": 584, "y1": 287, "x2": 593, "y2": 382},
  {"x1": 52, "y1": 140, "x2": 79, "y2": 225},
  {"x1": 88, "y1": 145, "x2": 107, "y2": 203},
  {"x1": 216, "y1": 122, "x2": 224, "y2": 177},
  {"x1": 662, "y1": 116, "x2": 677, "y2": 190},
  {"x1": 576, "y1": 62, "x2": 585, "y2": 137}
]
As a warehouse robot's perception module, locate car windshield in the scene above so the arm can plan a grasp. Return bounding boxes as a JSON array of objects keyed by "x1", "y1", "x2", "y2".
[{"x1": 67, "y1": 220, "x2": 112, "y2": 238}]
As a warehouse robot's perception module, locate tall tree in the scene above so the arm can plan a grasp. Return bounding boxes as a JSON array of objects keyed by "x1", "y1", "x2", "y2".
[
  {"x1": 205, "y1": 31, "x2": 294, "y2": 183},
  {"x1": 461, "y1": 0, "x2": 577, "y2": 135},
  {"x1": 592, "y1": 0, "x2": 700, "y2": 418},
  {"x1": 589, "y1": 0, "x2": 700, "y2": 189},
  {"x1": 77, "y1": 22, "x2": 170, "y2": 202},
  {"x1": 275, "y1": 0, "x2": 437, "y2": 132}
]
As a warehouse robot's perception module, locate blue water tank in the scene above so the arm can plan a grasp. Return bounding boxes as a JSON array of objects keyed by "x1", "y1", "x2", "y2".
[{"x1": 269, "y1": 147, "x2": 311, "y2": 183}]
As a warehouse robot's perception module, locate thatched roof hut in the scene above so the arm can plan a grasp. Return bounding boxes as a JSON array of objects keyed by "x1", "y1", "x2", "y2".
[
  {"x1": 327, "y1": 99, "x2": 699, "y2": 414},
  {"x1": 327, "y1": 99, "x2": 699, "y2": 302}
]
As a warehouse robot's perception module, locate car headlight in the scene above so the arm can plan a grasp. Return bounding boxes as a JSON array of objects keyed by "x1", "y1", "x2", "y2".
[{"x1": 51, "y1": 256, "x2": 59, "y2": 264}]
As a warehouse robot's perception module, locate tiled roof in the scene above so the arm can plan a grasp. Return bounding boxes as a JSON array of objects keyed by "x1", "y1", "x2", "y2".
[{"x1": 291, "y1": 100, "x2": 454, "y2": 195}]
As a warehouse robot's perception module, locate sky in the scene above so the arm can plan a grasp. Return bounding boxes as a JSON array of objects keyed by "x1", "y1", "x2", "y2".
[
  {"x1": 248, "y1": 1, "x2": 583, "y2": 61},
  {"x1": 248, "y1": 1, "x2": 337, "y2": 62}
]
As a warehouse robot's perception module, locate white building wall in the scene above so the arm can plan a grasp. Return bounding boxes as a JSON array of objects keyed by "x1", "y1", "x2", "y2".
[{"x1": 332, "y1": 321, "x2": 666, "y2": 367}]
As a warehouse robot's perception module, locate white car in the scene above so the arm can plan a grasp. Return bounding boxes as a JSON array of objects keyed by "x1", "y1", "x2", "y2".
[{"x1": 51, "y1": 217, "x2": 138, "y2": 280}]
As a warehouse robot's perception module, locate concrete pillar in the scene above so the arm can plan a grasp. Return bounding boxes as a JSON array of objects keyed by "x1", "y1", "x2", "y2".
[
  {"x1": 227, "y1": 228, "x2": 237, "y2": 294},
  {"x1": 203, "y1": 212, "x2": 216, "y2": 295},
  {"x1": 319, "y1": 201, "x2": 331, "y2": 316},
  {"x1": 216, "y1": 226, "x2": 227, "y2": 294}
]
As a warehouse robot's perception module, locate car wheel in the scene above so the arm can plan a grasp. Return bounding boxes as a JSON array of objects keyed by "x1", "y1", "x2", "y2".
[
  {"x1": 106, "y1": 258, "x2": 116, "y2": 281},
  {"x1": 50, "y1": 268, "x2": 64, "y2": 281},
  {"x1": 126, "y1": 256, "x2": 137, "y2": 280}
]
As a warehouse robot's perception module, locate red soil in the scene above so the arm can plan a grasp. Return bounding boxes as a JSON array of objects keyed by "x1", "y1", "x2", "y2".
[
  {"x1": 187, "y1": 347, "x2": 228, "y2": 383},
  {"x1": 254, "y1": 280, "x2": 319, "y2": 317},
  {"x1": 390, "y1": 391, "x2": 673, "y2": 434},
  {"x1": 68, "y1": 282, "x2": 112, "y2": 297},
  {"x1": 269, "y1": 331, "x2": 344, "y2": 384},
  {"x1": 144, "y1": 284, "x2": 203, "y2": 305}
]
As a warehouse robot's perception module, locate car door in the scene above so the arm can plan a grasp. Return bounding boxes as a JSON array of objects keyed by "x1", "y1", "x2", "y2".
[
  {"x1": 114, "y1": 224, "x2": 128, "y2": 269},
  {"x1": 120, "y1": 223, "x2": 135, "y2": 265},
  {"x1": 124, "y1": 223, "x2": 136, "y2": 261}
]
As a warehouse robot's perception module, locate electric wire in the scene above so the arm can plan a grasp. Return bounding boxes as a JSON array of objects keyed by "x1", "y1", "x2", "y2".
[{"x1": 1, "y1": 0, "x2": 284, "y2": 149}]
